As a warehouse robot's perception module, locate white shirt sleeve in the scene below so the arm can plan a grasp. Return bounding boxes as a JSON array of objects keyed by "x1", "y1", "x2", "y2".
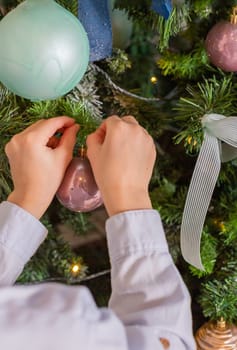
[
  {"x1": 0, "y1": 201, "x2": 196, "y2": 350},
  {"x1": 106, "y1": 210, "x2": 196, "y2": 350},
  {"x1": 0, "y1": 201, "x2": 47, "y2": 285}
]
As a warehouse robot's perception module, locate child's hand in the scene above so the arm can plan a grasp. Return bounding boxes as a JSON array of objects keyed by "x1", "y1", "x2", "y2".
[
  {"x1": 6, "y1": 116, "x2": 79, "y2": 219},
  {"x1": 86, "y1": 116, "x2": 156, "y2": 216}
]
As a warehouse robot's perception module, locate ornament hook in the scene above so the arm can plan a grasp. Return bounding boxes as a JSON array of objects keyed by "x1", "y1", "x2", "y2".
[
  {"x1": 230, "y1": 6, "x2": 237, "y2": 24},
  {"x1": 79, "y1": 146, "x2": 87, "y2": 158}
]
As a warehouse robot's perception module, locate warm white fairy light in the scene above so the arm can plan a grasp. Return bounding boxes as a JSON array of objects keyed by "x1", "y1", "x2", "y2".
[
  {"x1": 71, "y1": 264, "x2": 80, "y2": 274},
  {"x1": 150, "y1": 76, "x2": 158, "y2": 84}
]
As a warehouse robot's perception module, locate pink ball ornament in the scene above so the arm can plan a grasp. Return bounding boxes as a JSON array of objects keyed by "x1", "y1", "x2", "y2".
[
  {"x1": 205, "y1": 10, "x2": 237, "y2": 72},
  {"x1": 56, "y1": 151, "x2": 103, "y2": 213}
]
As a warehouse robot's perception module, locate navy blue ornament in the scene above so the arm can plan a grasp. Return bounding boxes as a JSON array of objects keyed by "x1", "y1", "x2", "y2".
[{"x1": 151, "y1": 0, "x2": 173, "y2": 20}]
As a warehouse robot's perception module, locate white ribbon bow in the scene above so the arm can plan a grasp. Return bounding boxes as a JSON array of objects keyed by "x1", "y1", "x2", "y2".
[{"x1": 181, "y1": 113, "x2": 237, "y2": 270}]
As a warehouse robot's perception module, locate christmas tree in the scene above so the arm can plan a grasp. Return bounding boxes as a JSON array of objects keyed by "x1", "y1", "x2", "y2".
[{"x1": 1, "y1": 0, "x2": 237, "y2": 343}]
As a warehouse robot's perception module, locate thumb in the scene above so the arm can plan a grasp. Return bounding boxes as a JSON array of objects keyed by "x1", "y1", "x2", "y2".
[
  {"x1": 57, "y1": 124, "x2": 80, "y2": 154},
  {"x1": 86, "y1": 126, "x2": 106, "y2": 163},
  {"x1": 86, "y1": 123, "x2": 106, "y2": 149}
]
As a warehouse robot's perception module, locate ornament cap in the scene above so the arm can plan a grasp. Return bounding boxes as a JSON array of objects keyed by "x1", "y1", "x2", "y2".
[
  {"x1": 217, "y1": 318, "x2": 226, "y2": 330},
  {"x1": 79, "y1": 146, "x2": 87, "y2": 158},
  {"x1": 230, "y1": 6, "x2": 237, "y2": 24}
]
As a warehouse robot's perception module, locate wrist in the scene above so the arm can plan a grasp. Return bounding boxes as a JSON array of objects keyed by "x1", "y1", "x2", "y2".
[
  {"x1": 7, "y1": 191, "x2": 51, "y2": 219},
  {"x1": 102, "y1": 188, "x2": 152, "y2": 217}
]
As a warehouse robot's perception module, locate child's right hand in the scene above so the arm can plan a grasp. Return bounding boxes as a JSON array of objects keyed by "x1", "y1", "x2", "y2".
[{"x1": 86, "y1": 115, "x2": 156, "y2": 217}]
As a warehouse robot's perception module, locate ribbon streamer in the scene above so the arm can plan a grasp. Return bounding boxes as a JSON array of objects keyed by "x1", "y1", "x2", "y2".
[
  {"x1": 78, "y1": 0, "x2": 112, "y2": 61},
  {"x1": 181, "y1": 114, "x2": 237, "y2": 270}
]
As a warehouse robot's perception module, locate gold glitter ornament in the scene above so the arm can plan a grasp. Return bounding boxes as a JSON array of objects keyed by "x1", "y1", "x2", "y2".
[{"x1": 195, "y1": 318, "x2": 237, "y2": 349}]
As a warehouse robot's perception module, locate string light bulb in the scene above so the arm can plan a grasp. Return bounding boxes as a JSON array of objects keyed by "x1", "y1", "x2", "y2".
[
  {"x1": 150, "y1": 76, "x2": 158, "y2": 84},
  {"x1": 187, "y1": 136, "x2": 197, "y2": 146},
  {"x1": 71, "y1": 263, "x2": 81, "y2": 275},
  {"x1": 213, "y1": 219, "x2": 226, "y2": 232},
  {"x1": 219, "y1": 222, "x2": 226, "y2": 232}
]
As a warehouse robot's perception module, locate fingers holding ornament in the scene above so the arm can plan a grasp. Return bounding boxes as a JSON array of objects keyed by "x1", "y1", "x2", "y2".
[{"x1": 56, "y1": 115, "x2": 154, "y2": 215}]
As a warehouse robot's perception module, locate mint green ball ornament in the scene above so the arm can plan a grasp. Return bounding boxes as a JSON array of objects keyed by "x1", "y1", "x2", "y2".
[{"x1": 0, "y1": 0, "x2": 89, "y2": 100}]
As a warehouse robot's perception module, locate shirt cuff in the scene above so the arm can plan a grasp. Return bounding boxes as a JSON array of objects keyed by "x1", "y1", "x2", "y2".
[
  {"x1": 0, "y1": 201, "x2": 48, "y2": 265},
  {"x1": 105, "y1": 209, "x2": 169, "y2": 263}
]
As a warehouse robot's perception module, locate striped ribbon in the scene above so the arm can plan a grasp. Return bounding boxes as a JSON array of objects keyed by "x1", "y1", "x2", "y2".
[{"x1": 181, "y1": 113, "x2": 237, "y2": 270}]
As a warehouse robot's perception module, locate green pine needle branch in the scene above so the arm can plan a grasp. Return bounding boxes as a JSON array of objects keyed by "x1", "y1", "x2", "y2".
[
  {"x1": 150, "y1": 179, "x2": 187, "y2": 225},
  {"x1": 199, "y1": 277, "x2": 237, "y2": 323},
  {"x1": 189, "y1": 229, "x2": 217, "y2": 278},
  {"x1": 115, "y1": 0, "x2": 191, "y2": 51},
  {"x1": 174, "y1": 75, "x2": 237, "y2": 153},
  {"x1": 158, "y1": 45, "x2": 209, "y2": 80}
]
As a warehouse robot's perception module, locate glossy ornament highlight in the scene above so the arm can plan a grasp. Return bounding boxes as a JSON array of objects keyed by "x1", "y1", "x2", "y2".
[
  {"x1": 205, "y1": 7, "x2": 237, "y2": 72},
  {"x1": 196, "y1": 319, "x2": 237, "y2": 349},
  {"x1": 56, "y1": 152, "x2": 103, "y2": 213},
  {"x1": 0, "y1": 0, "x2": 89, "y2": 100}
]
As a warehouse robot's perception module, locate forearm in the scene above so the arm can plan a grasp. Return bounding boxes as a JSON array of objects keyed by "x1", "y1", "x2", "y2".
[
  {"x1": 106, "y1": 210, "x2": 196, "y2": 349},
  {"x1": 0, "y1": 201, "x2": 47, "y2": 286}
]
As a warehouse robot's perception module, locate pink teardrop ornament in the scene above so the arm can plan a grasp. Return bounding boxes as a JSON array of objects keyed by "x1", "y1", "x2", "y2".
[{"x1": 56, "y1": 156, "x2": 103, "y2": 212}]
